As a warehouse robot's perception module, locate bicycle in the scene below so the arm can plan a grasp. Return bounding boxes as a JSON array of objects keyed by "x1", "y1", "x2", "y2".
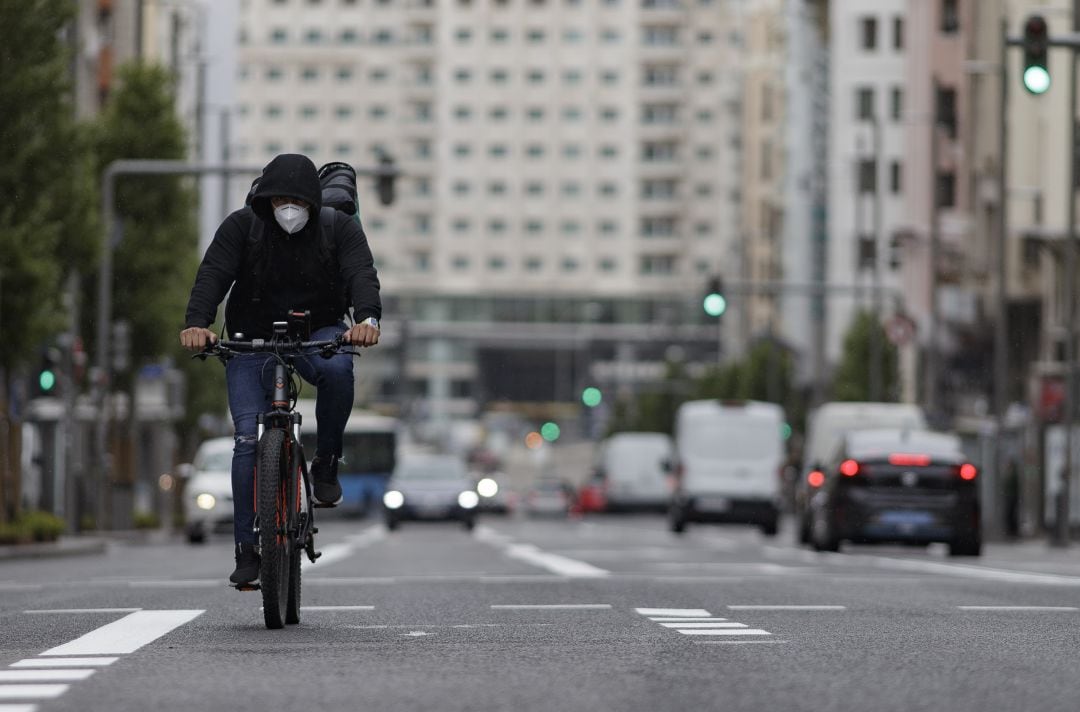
[{"x1": 194, "y1": 313, "x2": 357, "y2": 629}]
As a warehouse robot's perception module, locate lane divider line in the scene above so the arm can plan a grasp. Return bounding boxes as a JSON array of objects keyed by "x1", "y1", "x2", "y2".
[
  {"x1": 727, "y1": 605, "x2": 846, "y2": 611},
  {"x1": 634, "y1": 608, "x2": 711, "y2": 617},
  {"x1": 311, "y1": 525, "x2": 386, "y2": 568},
  {"x1": 41, "y1": 610, "x2": 204, "y2": 656},
  {"x1": 474, "y1": 527, "x2": 610, "y2": 578},
  {"x1": 23, "y1": 609, "x2": 142, "y2": 615},
  {"x1": 491, "y1": 604, "x2": 612, "y2": 610},
  {"x1": 957, "y1": 606, "x2": 1079, "y2": 611}
]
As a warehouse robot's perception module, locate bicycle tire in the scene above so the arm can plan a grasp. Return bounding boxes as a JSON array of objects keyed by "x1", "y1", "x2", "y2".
[
  {"x1": 286, "y1": 461, "x2": 303, "y2": 625},
  {"x1": 258, "y1": 428, "x2": 291, "y2": 629}
]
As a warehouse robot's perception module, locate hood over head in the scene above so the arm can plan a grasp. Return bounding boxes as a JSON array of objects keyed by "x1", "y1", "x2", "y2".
[{"x1": 249, "y1": 154, "x2": 322, "y2": 223}]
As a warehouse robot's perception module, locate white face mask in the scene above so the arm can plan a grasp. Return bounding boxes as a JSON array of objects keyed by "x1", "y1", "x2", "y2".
[{"x1": 273, "y1": 203, "x2": 309, "y2": 234}]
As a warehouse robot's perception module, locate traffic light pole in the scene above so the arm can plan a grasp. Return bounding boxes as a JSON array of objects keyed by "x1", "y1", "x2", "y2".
[{"x1": 94, "y1": 158, "x2": 399, "y2": 530}]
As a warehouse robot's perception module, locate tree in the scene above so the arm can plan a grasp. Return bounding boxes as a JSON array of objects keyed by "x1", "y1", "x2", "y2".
[
  {"x1": 831, "y1": 310, "x2": 899, "y2": 402},
  {"x1": 0, "y1": 0, "x2": 97, "y2": 522}
]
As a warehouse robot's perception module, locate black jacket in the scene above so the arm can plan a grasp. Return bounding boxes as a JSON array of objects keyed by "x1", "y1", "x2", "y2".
[{"x1": 184, "y1": 154, "x2": 381, "y2": 339}]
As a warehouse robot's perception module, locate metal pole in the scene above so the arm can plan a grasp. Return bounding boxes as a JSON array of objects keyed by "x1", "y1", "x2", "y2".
[
  {"x1": 995, "y1": 17, "x2": 1011, "y2": 542},
  {"x1": 94, "y1": 167, "x2": 116, "y2": 530},
  {"x1": 219, "y1": 109, "x2": 231, "y2": 220},
  {"x1": 926, "y1": 79, "x2": 942, "y2": 419},
  {"x1": 1055, "y1": 5, "x2": 1080, "y2": 547},
  {"x1": 870, "y1": 113, "x2": 884, "y2": 401}
]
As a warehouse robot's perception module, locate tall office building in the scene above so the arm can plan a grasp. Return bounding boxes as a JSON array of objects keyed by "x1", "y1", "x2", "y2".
[{"x1": 234, "y1": 0, "x2": 752, "y2": 415}]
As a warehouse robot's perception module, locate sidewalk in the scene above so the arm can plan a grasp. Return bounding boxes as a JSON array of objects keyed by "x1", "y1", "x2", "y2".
[{"x1": 0, "y1": 535, "x2": 107, "y2": 561}]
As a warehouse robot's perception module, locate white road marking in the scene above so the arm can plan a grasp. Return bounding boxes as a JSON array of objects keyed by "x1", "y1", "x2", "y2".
[
  {"x1": 298, "y1": 606, "x2": 375, "y2": 611},
  {"x1": 10, "y1": 659, "x2": 117, "y2": 669},
  {"x1": 24, "y1": 609, "x2": 142, "y2": 615},
  {"x1": 677, "y1": 629, "x2": 773, "y2": 636},
  {"x1": 306, "y1": 577, "x2": 398, "y2": 585},
  {"x1": 311, "y1": 525, "x2": 386, "y2": 567},
  {"x1": 402, "y1": 631, "x2": 429, "y2": 637},
  {"x1": 869, "y1": 556, "x2": 1080, "y2": 586},
  {"x1": 40, "y1": 610, "x2": 204, "y2": 656},
  {"x1": 659, "y1": 622, "x2": 748, "y2": 629},
  {"x1": 698, "y1": 640, "x2": 790, "y2": 645},
  {"x1": 957, "y1": 606, "x2": 1079, "y2": 611},
  {"x1": 0, "y1": 671, "x2": 95, "y2": 683},
  {"x1": 635, "y1": 608, "x2": 711, "y2": 617},
  {"x1": 490, "y1": 604, "x2": 612, "y2": 610},
  {"x1": 503, "y1": 544, "x2": 610, "y2": 578},
  {"x1": 727, "y1": 605, "x2": 846, "y2": 611},
  {"x1": 0, "y1": 704, "x2": 40, "y2": 712},
  {"x1": 648, "y1": 617, "x2": 730, "y2": 622},
  {"x1": 0, "y1": 686, "x2": 68, "y2": 700},
  {"x1": 129, "y1": 580, "x2": 219, "y2": 589}
]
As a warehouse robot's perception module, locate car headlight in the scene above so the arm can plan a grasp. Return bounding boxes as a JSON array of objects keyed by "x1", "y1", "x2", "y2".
[
  {"x1": 458, "y1": 491, "x2": 480, "y2": 509},
  {"x1": 477, "y1": 478, "x2": 499, "y2": 498},
  {"x1": 195, "y1": 493, "x2": 216, "y2": 511},
  {"x1": 383, "y1": 490, "x2": 405, "y2": 510}
]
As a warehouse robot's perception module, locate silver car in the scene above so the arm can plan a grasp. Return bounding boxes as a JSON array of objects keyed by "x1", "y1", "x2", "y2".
[{"x1": 182, "y1": 437, "x2": 234, "y2": 544}]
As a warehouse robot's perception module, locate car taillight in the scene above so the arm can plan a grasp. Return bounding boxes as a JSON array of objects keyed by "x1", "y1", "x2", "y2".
[
  {"x1": 958, "y1": 463, "x2": 977, "y2": 481},
  {"x1": 839, "y1": 459, "x2": 861, "y2": 477},
  {"x1": 807, "y1": 470, "x2": 825, "y2": 488},
  {"x1": 889, "y1": 453, "x2": 931, "y2": 467}
]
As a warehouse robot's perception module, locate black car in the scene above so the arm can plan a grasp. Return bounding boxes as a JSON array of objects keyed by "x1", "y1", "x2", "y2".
[
  {"x1": 806, "y1": 429, "x2": 981, "y2": 556},
  {"x1": 382, "y1": 453, "x2": 479, "y2": 531}
]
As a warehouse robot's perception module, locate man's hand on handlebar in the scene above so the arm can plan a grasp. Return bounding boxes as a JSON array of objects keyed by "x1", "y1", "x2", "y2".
[
  {"x1": 180, "y1": 327, "x2": 218, "y2": 352},
  {"x1": 344, "y1": 322, "x2": 380, "y2": 348}
]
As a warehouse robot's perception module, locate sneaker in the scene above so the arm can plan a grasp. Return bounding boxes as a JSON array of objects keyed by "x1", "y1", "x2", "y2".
[
  {"x1": 229, "y1": 542, "x2": 261, "y2": 585},
  {"x1": 311, "y1": 454, "x2": 343, "y2": 506}
]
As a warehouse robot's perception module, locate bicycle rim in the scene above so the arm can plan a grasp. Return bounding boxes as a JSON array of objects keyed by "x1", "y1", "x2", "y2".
[{"x1": 258, "y1": 429, "x2": 290, "y2": 629}]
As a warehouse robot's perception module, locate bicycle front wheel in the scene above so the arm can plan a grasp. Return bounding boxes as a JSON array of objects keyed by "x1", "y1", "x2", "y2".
[{"x1": 257, "y1": 428, "x2": 292, "y2": 629}]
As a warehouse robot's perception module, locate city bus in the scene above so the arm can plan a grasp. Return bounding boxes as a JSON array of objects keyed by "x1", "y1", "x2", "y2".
[{"x1": 294, "y1": 400, "x2": 398, "y2": 517}]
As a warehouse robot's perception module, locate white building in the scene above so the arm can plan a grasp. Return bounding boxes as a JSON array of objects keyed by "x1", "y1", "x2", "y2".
[
  {"x1": 231, "y1": 0, "x2": 751, "y2": 416},
  {"x1": 827, "y1": 0, "x2": 908, "y2": 371}
]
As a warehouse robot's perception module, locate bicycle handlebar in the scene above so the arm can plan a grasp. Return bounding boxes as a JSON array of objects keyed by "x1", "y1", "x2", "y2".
[{"x1": 193, "y1": 333, "x2": 349, "y2": 361}]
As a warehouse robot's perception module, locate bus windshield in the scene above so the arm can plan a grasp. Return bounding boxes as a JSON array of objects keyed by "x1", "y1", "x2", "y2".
[{"x1": 301, "y1": 431, "x2": 396, "y2": 475}]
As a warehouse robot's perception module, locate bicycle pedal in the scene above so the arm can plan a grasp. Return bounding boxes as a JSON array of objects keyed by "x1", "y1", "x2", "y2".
[
  {"x1": 312, "y1": 501, "x2": 338, "y2": 509},
  {"x1": 313, "y1": 550, "x2": 322, "y2": 560},
  {"x1": 233, "y1": 582, "x2": 261, "y2": 592}
]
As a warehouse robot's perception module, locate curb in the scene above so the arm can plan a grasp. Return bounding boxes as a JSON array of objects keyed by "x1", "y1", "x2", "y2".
[{"x1": 0, "y1": 537, "x2": 107, "y2": 561}]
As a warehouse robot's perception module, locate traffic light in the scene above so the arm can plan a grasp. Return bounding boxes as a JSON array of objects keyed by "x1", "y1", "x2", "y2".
[
  {"x1": 376, "y1": 152, "x2": 396, "y2": 206},
  {"x1": 703, "y1": 276, "x2": 727, "y2": 317},
  {"x1": 1022, "y1": 15, "x2": 1051, "y2": 95},
  {"x1": 581, "y1": 387, "x2": 602, "y2": 408},
  {"x1": 36, "y1": 347, "x2": 60, "y2": 396},
  {"x1": 540, "y1": 422, "x2": 561, "y2": 442}
]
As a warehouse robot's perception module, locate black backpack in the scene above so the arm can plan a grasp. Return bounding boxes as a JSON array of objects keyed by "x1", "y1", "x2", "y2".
[{"x1": 241, "y1": 162, "x2": 362, "y2": 314}]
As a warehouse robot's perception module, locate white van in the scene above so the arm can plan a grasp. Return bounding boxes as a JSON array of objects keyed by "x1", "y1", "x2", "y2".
[
  {"x1": 796, "y1": 402, "x2": 928, "y2": 542},
  {"x1": 596, "y1": 432, "x2": 673, "y2": 512},
  {"x1": 669, "y1": 400, "x2": 785, "y2": 535}
]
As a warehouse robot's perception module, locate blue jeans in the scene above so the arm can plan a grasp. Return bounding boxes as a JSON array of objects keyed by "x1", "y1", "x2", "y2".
[{"x1": 226, "y1": 324, "x2": 354, "y2": 544}]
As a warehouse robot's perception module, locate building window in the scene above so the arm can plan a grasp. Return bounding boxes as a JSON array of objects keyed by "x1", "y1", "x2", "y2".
[
  {"x1": 527, "y1": 28, "x2": 546, "y2": 42},
  {"x1": 761, "y1": 140, "x2": 773, "y2": 181},
  {"x1": 599, "y1": 220, "x2": 618, "y2": 236},
  {"x1": 489, "y1": 181, "x2": 507, "y2": 195},
  {"x1": 891, "y1": 87, "x2": 903, "y2": 121},
  {"x1": 488, "y1": 219, "x2": 507, "y2": 235},
  {"x1": 856, "y1": 86, "x2": 875, "y2": 120},
  {"x1": 639, "y1": 255, "x2": 676, "y2": 274},
  {"x1": 858, "y1": 159, "x2": 877, "y2": 194},
  {"x1": 336, "y1": 66, "x2": 354, "y2": 81},
  {"x1": 452, "y1": 218, "x2": 471, "y2": 234},
  {"x1": 563, "y1": 144, "x2": 582, "y2": 159},
  {"x1": 561, "y1": 181, "x2": 581, "y2": 197},
  {"x1": 893, "y1": 16, "x2": 904, "y2": 50},
  {"x1": 335, "y1": 105, "x2": 353, "y2": 119},
  {"x1": 490, "y1": 69, "x2": 509, "y2": 83},
  {"x1": 599, "y1": 257, "x2": 616, "y2": 272},
  {"x1": 454, "y1": 68, "x2": 472, "y2": 83},
  {"x1": 301, "y1": 66, "x2": 318, "y2": 81},
  {"x1": 762, "y1": 84, "x2": 773, "y2": 121},
  {"x1": 525, "y1": 181, "x2": 544, "y2": 196},
  {"x1": 600, "y1": 70, "x2": 619, "y2": 85},
  {"x1": 452, "y1": 181, "x2": 470, "y2": 196},
  {"x1": 454, "y1": 105, "x2": 472, "y2": 120},
  {"x1": 941, "y1": 0, "x2": 959, "y2": 34},
  {"x1": 266, "y1": 104, "x2": 284, "y2": 119},
  {"x1": 413, "y1": 140, "x2": 431, "y2": 159},
  {"x1": 936, "y1": 171, "x2": 955, "y2": 207},
  {"x1": 340, "y1": 29, "x2": 359, "y2": 43},
  {"x1": 526, "y1": 106, "x2": 544, "y2": 121},
  {"x1": 601, "y1": 28, "x2": 620, "y2": 43},
  {"x1": 305, "y1": 28, "x2": 324, "y2": 44},
  {"x1": 414, "y1": 215, "x2": 432, "y2": 234},
  {"x1": 414, "y1": 252, "x2": 431, "y2": 272},
  {"x1": 601, "y1": 107, "x2": 619, "y2": 122},
  {"x1": 369, "y1": 105, "x2": 388, "y2": 120},
  {"x1": 641, "y1": 216, "x2": 677, "y2": 237},
  {"x1": 563, "y1": 28, "x2": 583, "y2": 43},
  {"x1": 267, "y1": 66, "x2": 284, "y2": 81},
  {"x1": 491, "y1": 27, "x2": 510, "y2": 42},
  {"x1": 936, "y1": 85, "x2": 958, "y2": 138},
  {"x1": 373, "y1": 29, "x2": 393, "y2": 44},
  {"x1": 525, "y1": 219, "x2": 544, "y2": 234},
  {"x1": 489, "y1": 144, "x2": 509, "y2": 158},
  {"x1": 561, "y1": 221, "x2": 580, "y2": 236},
  {"x1": 600, "y1": 145, "x2": 619, "y2": 159},
  {"x1": 860, "y1": 17, "x2": 877, "y2": 51},
  {"x1": 562, "y1": 257, "x2": 580, "y2": 272},
  {"x1": 526, "y1": 144, "x2": 545, "y2": 158},
  {"x1": 452, "y1": 254, "x2": 471, "y2": 270},
  {"x1": 490, "y1": 106, "x2": 509, "y2": 121},
  {"x1": 271, "y1": 28, "x2": 288, "y2": 43},
  {"x1": 454, "y1": 143, "x2": 472, "y2": 157},
  {"x1": 488, "y1": 256, "x2": 507, "y2": 270},
  {"x1": 599, "y1": 182, "x2": 618, "y2": 197},
  {"x1": 562, "y1": 106, "x2": 583, "y2": 121},
  {"x1": 890, "y1": 161, "x2": 902, "y2": 194},
  {"x1": 527, "y1": 69, "x2": 546, "y2": 84},
  {"x1": 455, "y1": 27, "x2": 473, "y2": 42},
  {"x1": 525, "y1": 257, "x2": 543, "y2": 272},
  {"x1": 563, "y1": 69, "x2": 583, "y2": 84}
]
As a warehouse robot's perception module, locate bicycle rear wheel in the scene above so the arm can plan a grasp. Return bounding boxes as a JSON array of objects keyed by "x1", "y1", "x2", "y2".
[{"x1": 257, "y1": 428, "x2": 292, "y2": 629}]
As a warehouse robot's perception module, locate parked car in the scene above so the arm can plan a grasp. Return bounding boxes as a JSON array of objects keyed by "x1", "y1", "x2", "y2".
[
  {"x1": 806, "y1": 428, "x2": 981, "y2": 556},
  {"x1": 669, "y1": 400, "x2": 785, "y2": 536},
  {"x1": 524, "y1": 479, "x2": 573, "y2": 518},
  {"x1": 797, "y1": 402, "x2": 928, "y2": 543},
  {"x1": 182, "y1": 437, "x2": 234, "y2": 544},
  {"x1": 595, "y1": 432, "x2": 673, "y2": 512},
  {"x1": 383, "y1": 454, "x2": 478, "y2": 531}
]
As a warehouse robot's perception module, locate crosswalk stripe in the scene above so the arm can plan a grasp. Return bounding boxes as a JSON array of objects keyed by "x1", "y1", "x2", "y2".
[
  {"x1": 648, "y1": 617, "x2": 729, "y2": 622},
  {"x1": 0, "y1": 672, "x2": 94, "y2": 683},
  {"x1": 41, "y1": 610, "x2": 203, "y2": 656},
  {"x1": 677, "y1": 629, "x2": 773, "y2": 636},
  {"x1": 0, "y1": 686, "x2": 69, "y2": 700},
  {"x1": 10, "y1": 659, "x2": 117, "y2": 669},
  {"x1": 658, "y1": 622, "x2": 747, "y2": 629},
  {"x1": 634, "y1": 608, "x2": 711, "y2": 617},
  {"x1": 0, "y1": 704, "x2": 40, "y2": 712}
]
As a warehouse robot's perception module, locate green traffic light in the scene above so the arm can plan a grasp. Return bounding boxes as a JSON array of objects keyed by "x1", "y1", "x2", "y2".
[
  {"x1": 1024, "y1": 65, "x2": 1051, "y2": 94},
  {"x1": 703, "y1": 293, "x2": 727, "y2": 317},
  {"x1": 39, "y1": 370, "x2": 56, "y2": 392},
  {"x1": 582, "y1": 387, "x2": 602, "y2": 408},
  {"x1": 781, "y1": 423, "x2": 792, "y2": 441},
  {"x1": 540, "y1": 422, "x2": 561, "y2": 442}
]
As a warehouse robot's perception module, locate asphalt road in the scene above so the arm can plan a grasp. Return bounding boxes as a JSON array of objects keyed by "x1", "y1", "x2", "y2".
[{"x1": 3, "y1": 513, "x2": 1080, "y2": 712}]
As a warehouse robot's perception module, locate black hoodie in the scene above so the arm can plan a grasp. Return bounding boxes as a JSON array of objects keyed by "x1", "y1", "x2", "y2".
[{"x1": 184, "y1": 154, "x2": 381, "y2": 339}]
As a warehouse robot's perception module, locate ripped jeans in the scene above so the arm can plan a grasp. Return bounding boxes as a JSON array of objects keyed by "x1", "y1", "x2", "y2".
[{"x1": 225, "y1": 323, "x2": 354, "y2": 544}]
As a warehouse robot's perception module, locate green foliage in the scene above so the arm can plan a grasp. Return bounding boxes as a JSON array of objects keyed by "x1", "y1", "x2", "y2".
[
  {"x1": 831, "y1": 310, "x2": 899, "y2": 402},
  {"x1": 0, "y1": 510, "x2": 65, "y2": 545},
  {"x1": 91, "y1": 63, "x2": 200, "y2": 371},
  {"x1": 132, "y1": 511, "x2": 161, "y2": 530},
  {"x1": 0, "y1": 0, "x2": 95, "y2": 370}
]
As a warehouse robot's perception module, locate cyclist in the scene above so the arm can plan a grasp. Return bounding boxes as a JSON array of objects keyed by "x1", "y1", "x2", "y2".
[{"x1": 180, "y1": 153, "x2": 381, "y2": 585}]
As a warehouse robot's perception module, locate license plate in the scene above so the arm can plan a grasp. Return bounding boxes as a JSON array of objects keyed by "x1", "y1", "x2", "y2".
[
  {"x1": 878, "y1": 510, "x2": 934, "y2": 526},
  {"x1": 697, "y1": 497, "x2": 730, "y2": 512}
]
